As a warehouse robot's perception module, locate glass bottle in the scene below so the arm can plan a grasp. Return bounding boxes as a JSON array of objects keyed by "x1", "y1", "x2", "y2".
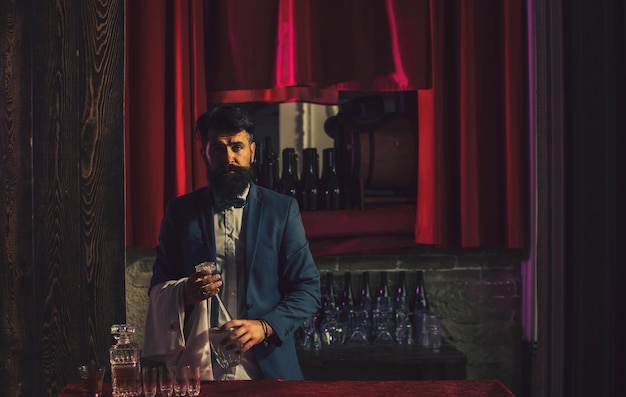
[
  {"x1": 262, "y1": 136, "x2": 273, "y2": 166},
  {"x1": 338, "y1": 271, "x2": 354, "y2": 337},
  {"x1": 412, "y1": 270, "x2": 430, "y2": 344},
  {"x1": 257, "y1": 136, "x2": 278, "y2": 190},
  {"x1": 279, "y1": 148, "x2": 299, "y2": 199},
  {"x1": 319, "y1": 148, "x2": 342, "y2": 210},
  {"x1": 263, "y1": 150, "x2": 280, "y2": 191},
  {"x1": 110, "y1": 324, "x2": 141, "y2": 397},
  {"x1": 252, "y1": 139, "x2": 264, "y2": 185},
  {"x1": 320, "y1": 272, "x2": 344, "y2": 346},
  {"x1": 352, "y1": 271, "x2": 373, "y2": 343},
  {"x1": 298, "y1": 148, "x2": 319, "y2": 211},
  {"x1": 373, "y1": 271, "x2": 395, "y2": 344},
  {"x1": 394, "y1": 271, "x2": 412, "y2": 344}
]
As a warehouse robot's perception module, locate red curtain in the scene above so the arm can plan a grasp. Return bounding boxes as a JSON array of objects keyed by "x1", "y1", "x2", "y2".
[
  {"x1": 416, "y1": 0, "x2": 528, "y2": 247},
  {"x1": 125, "y1": 0, "x2": 528, "y2": 250}
]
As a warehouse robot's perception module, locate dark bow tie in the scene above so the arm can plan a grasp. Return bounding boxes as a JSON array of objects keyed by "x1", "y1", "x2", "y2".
[{"x1": 214, "y1": 197, "x2": 246, "y2": 212}]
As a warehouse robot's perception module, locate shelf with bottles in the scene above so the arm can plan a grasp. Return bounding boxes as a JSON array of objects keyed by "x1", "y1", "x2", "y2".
[{"x1": 254, "y1": 137, "x2": 417, "y2": 256}]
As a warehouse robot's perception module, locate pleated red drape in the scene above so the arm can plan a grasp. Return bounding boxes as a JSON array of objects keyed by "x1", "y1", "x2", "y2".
[
  {"x1": 416, "y1": 0, "x2": 528, "y2": 247},
  {"x1": 125, "y1": 0, "x2": 528, "y2": 250}
]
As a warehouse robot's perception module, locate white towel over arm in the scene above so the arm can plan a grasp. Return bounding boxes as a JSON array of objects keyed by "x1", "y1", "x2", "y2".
[{"x1": 142, "y1": 279, "x2": 215, "y2": 380}]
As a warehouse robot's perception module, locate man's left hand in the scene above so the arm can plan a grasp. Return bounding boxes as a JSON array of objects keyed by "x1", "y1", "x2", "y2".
[{"x1": 219, "y1": 319, "x2": 273, "y2": 354}]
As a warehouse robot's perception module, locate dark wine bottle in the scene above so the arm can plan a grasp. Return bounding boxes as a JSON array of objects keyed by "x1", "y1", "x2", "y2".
[
  {"x1": 298, "y1": 148, "x2": 319, "y2": 211},
  {"x1": 262, "y1": 150, "x2": 279, "y2": 191},
  {"x1": 259, "y1": 136, "x2": 276, "y2": 189},
  {"x1": 319, "y1": 148, "x2": 342, "y2": 210},
  {"x1": 394, "y1": 271, "x2": 412, "y2": 344},
  {"x1": 252, "y1": 139, "x2": 264, "y2": 185},
  {"x1": 279, "y1": 148, "x2": 299, "y2": 199}
]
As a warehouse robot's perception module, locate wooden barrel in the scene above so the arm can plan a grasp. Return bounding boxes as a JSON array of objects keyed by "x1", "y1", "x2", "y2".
[{"x1": 334, "y1": 113, "x2": 417, "y2": 207}]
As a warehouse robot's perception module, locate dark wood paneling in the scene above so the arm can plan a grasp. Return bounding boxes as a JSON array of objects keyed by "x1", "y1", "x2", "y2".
[
  {"x1": 1, "y1": 1, "x2": 125, "y2": 396},
  {"x1": 31, "y1": 1, "x2": 84, "y2": 394},
  {"x1": 0, "y1": 1, "x2": 35, "y2": 396},
  {"x1": 77, "y1": 0, "x2": 126, "y2": 378}
]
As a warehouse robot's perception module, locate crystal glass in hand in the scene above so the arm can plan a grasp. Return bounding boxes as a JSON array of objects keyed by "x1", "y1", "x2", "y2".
[
  {"x1": 173, "y1": 366, "x2": 188, "y2": 397},
  {"x1": 195, "y1": 261, "x2": 216, "y2": 274},
  {"x1": 141, "y1": 366, "x2": 157, "y2": 397},
  {"x1": 209, "y1": 327, "x2": 242, "y2": 379},
  {"x1": 158, "y1": 366, "x2": 175, "y2": 397}
]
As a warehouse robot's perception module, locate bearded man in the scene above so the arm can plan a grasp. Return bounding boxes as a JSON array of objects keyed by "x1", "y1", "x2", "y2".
[{"x1": 142, "y1": 106, "x2": 321, "y2": 381}]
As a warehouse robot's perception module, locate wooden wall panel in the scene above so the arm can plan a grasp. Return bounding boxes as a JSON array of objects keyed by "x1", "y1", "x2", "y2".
[
  {"x1": 0, "y1": 1, "x2": 35, "y2": 396},
  {"x1": 1, "y1": 1, "x2": 125, "y2": 396},
  {"x1": 31, "y1": 1, "x2": 84, "y2": 393}
]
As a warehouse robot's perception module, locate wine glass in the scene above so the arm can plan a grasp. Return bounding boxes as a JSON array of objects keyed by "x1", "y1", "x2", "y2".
[
  {"x1": 185, "y1": 366, "x2": 201, "y2": 396},
  {"x1": 158, "y1": 366, "x2": 174, "y2": 397},
  {"x1": 209, "y1": 327, "x2": 242, "y2": 380},
  {"x1": 141, "y1": 366, "x2": 157, "y2": 397}
]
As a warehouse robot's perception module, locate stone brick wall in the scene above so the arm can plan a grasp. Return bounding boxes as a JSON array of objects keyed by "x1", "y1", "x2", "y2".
[{"x1": 126, "y1": 246, "x2": 523, "y2": 395}]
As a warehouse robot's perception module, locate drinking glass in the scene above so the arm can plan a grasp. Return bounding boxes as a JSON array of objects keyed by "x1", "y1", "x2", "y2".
[
  {"x1": 422, "y1": 312, "x2": 442, "y2": 352},
  {"x1": 320, "y1": 311, "x2": 346, "y2": 347},
  {"x1": 372, "y1": 308, "x2": 395, "y2": 345},
  {"x1": 185, "y1": 366, "x2": 201, "y2": 396},
  {"x1": 209, "y1": 327, "x2": 242, "y2": 379},
  {"x1": 173, "y1": 366, "x2": 188, "y2": 396},
  {"x1": 348, "y1": 306, "x2": 371, "y2": 345},
  {"x1": 77, "y1": 364, "x2": 106, "y2": 397},
  {"x1": 300, "y1": 313, "x2": 322, "y2": 351},
  {"x1": 158, "y1": 366, "x2": 175, "y2": 397},
  {"x1": 394, "y1": 309, "x2": 413, "y2": 345},
  {"x1": 141, "y1": 367, "x2": 157, "y2": 397}
]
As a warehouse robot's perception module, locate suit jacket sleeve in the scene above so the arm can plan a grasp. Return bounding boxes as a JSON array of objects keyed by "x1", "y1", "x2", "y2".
[{"x1": 245, "y1": 188, "x2": 321, "y2": 345}]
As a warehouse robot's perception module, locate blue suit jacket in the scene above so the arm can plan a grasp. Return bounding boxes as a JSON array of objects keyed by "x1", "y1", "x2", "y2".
[{"x1": 149, "y1": 184, "x2": 321, "y2": 380}]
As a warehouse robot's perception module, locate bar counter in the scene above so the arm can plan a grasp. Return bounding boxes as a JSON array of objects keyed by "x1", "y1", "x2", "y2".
[{"x1": 60, "y1": 379, "x2": 516, "y2": 397}]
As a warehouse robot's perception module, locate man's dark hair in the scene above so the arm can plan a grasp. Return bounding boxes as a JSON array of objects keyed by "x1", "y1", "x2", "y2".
[{"x1": 195, "y1": 105, "x2": 255, "y2": 147}]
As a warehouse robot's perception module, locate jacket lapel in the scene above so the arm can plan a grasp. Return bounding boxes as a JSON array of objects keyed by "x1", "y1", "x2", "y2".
[
  {"x1": 244, "y1": 184, "x2": 262, "y2": 276},
  {"x1": 197, "y1": 187, "x2": 217, "y2": 263}
]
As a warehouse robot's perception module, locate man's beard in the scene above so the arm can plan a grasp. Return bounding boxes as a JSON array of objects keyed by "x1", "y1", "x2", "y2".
[{"x1": 209, "y1": 164, "x2": 253, "y2": 199}]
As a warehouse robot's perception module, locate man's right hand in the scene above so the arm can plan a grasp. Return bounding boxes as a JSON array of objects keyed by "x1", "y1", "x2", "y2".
[{"x1": 183, "y1": 270, "x2": 222, "y2": 305}]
